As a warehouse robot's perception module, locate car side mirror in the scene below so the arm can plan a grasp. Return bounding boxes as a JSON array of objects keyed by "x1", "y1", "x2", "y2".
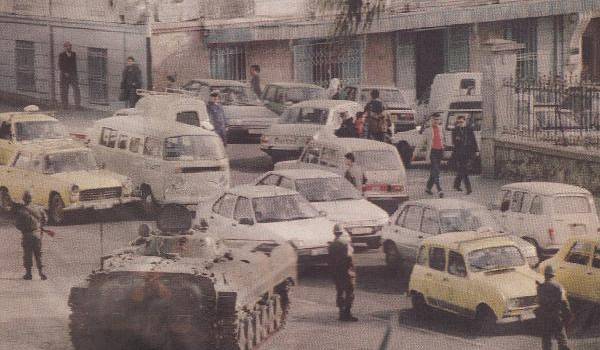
[
  {"x1": 238, "y1": 218, "x2": 254, "y2": 226},
  {"x1": 500, "y1": 200, "x2": 510, "y2": 212}
]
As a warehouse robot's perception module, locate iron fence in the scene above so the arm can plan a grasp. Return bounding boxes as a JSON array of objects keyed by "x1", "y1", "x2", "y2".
[{"x1": 501, "y1": 77, "x2": 600, "y2": 148}]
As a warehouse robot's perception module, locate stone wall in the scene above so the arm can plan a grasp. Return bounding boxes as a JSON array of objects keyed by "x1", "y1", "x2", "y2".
[{"x1": 494, "y1": 136, "x2": 600, "y2": 193}]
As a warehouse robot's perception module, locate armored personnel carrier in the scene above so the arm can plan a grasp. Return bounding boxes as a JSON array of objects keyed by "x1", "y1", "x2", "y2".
[{"x1": 68, "y1": 205, "x2": 297, "y2": 350}]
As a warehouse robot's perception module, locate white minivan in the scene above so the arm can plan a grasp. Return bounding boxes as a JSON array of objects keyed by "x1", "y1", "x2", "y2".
[
  {"x1": 491, "y1": 182, "x2": 600, "y2": 258},
  {"x1": 88, "y1": 115, "x2": 230, "y2": 215}
]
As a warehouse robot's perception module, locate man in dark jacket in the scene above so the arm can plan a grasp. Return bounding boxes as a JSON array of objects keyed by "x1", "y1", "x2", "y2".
[
  {"x1": 206, "y1": 91, "x2": 228, "y2": 146},
  {"x1": 250, "y1": 65, "x2": 262, "y2": 98},
  {"x1": 364, "y1": 89, "x2": 388, "y2": 141},
  {"x1": 13, "y1": 191, "x2": 47, "y2": 280},
  {"x1": 536, "y1": 265, "x2": 572, "y2": 350},
  {"x1": 335, "y1": 112, "x2": 358, "y2": 138},
  {"x1": 120, "y1": 56, "x2": 143, "y2": 108},
  {"x1": 58, "y1": 41, "x2": 81, "y2": 109},
  {"x1": 344, "y1": 153, "x2": 365, "y2": 189},
  {"x1": 451, "y1": 115, "x2": 478, "y2": 194},
  {"x1": 328, "y1": 224, "x2": 357, "y2": 322}
]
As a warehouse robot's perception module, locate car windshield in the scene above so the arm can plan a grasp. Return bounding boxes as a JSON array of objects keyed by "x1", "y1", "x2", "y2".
[
  {"x1": 44, "y1": 150, "x2": 97, "y2": 173},
  {"x1": 553, "y1": 196, "x2": 591, "y2": 215},
  {"x1": 468, "y1": 246, "x2": 525, "y2": 272},
  {"x1": 15, "y1": 121, "x2": 66, "y2": 141},
  {"x1": 213, "y1": 86, "x2": 262, "y2": 106},
  {"x1": 285, "y1": 88, "x2": 326, "y2": 103},
  {"x1": 353, "y1": 150, "x2": 401, "y2": 171},
  {"x1": 361, "y1": 89, "x2": 406, "y2": 106},
  {"x1": 164, "y1": 135, "x2": 226, "y2": 161},
  {"x1": 252, "y1": 194, "x2": 319, "y2": 223},
  {"x1": 282, "y1": 108, "x2": 329, "y2": 125},
  {"x1": 295, "y1": 177, "x2": 362, "y2": 202},
  {"x1": 439, "y1": 209, "x2": 500, "y2": 233}
]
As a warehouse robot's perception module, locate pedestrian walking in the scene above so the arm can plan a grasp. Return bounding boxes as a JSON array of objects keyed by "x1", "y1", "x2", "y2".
[
  {"x1": 13, "y1": 191, "x2": 47, "y2": 281},
  {"x1": 335, "y1": 112, "x2": 358, "y2": 138},
  {"x1": 58, "y1": 41, "x2": 81, "y2": 109},
  {"x1": 364, "y1": 89, "x2": 388, "y2": 141},
  {"x1": 354, "y1": 112, "x2": 366, "y2": 138},
  {"x1": 344, "y1": 152, "x2": 365, "y2": 189},
  {"x1": 535, "y1": 265, "x2": 572, "y2": 350},
  {"x1": 250, "y1": 65, "x2": 262, "y2": 98},
  {"x1": 206, "y1": 91, "x2": 228, "y2": 146},
  {"x1": 120, "y1": 56, "x2": 143, "y2": 108},
  {"x1": 424, "y1": 114, "x2": 444, "y2": 198},
  {"x1": 451, "y1": 114, "x2": 478, "y2": 194},
  {"x1": 328, "y1": 224, "x2": 357, "y2": 322}
]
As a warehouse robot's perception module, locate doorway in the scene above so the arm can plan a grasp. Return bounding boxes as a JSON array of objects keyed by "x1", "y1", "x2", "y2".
[{"x1": 415, "y1": 30, "x2": 445, "y2": 102}]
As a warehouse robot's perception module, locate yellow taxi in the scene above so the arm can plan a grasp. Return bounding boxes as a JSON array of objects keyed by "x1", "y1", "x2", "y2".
[
  {"x1": 408, "y1": 230, "x2": 543, "y2": 333},
  {"x1": 0, "y1": 141, "x2": 137, "y2": 224},
  {"x1": 538, "y1": 235, "x2": 600, "y2": 305},
  {"x1": 0, "y1": 105, "x2": 70, "y2": 165}
]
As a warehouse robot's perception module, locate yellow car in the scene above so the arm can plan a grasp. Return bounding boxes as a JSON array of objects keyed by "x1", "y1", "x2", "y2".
[
  {"x1": 0, "y1": 106, "x2": 70, "y2": 165},
  {"x1": 408, "y1": 230, "x2": 543, "y2": 333},
  {"x1": 0, "y1": 141, "x2": 137, "y2": 224},
  {"x1": 538, "y1": 235, "x2": 600, "y2": 305}
]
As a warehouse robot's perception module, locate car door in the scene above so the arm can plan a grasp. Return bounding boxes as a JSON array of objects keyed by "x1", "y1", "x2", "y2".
[
  {"x1": 589, "y1": 245, "x2": 600, "y2": 304},
  {"x1": 7, "y1": 151, "x2": 35, "y2": 202},
  {"x1": 446, "y1": 251, "x2": 473, "y2": 316},
  {"x1": 424, "y1": 246, "x2": 451, "y2": 310},
  {"x1": 393, "y1": 205, "x2": 424, "y2": 263},
  {"x1": 554, "y1": 240, "x2": 593, "y2": 300},
  {"x1": 501, "y1": 190, "x2": 525, "y2": 236},
  {"x1": 207, "y1": 193, "x2": 238, "y2": 233}
]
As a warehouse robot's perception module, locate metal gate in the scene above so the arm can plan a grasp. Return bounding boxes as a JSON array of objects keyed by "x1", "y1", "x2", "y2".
[
  {"x1": 88, "y1": 47, "x2": 108, "y2": 104},
  {"x1": 293, "y1": 39, "x2": 363, "y2": 87}
]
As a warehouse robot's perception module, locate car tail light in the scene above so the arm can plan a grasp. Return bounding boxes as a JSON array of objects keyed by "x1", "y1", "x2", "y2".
[
  {"x1": 362, "y1": 184, "x2": 388, "y2": 192},
  {"x1": 389, "y1": 184, "x2": 404, "y2": 192},
  {"x1": 399, "y1": 113, "x2": 414, "y2": 120},
  {"x1": 548, "y1": 228, "x2": 555, "y2": 243}
]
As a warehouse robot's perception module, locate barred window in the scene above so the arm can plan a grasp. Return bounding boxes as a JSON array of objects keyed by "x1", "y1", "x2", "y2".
[
  {"x1": 88, "y1": 48, "x2": 108, "y2": 104},
  {"x1": 209, "y1": 46, "x2": 246, "y2": 81},
  {"x1": 293, "y1": 40, "x2": 363, "y2": 87},
  {"x1": 15, "y1": 40, "x2": 35, "y2": 91},
  {"x1": 505, "y1": 19, "x2": 538, "y2": 80}
]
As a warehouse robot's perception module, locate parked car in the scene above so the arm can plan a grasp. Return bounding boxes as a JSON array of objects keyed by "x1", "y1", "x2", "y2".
[
  {"x1": 538, "y1": 235, "x2": 600, "y2": 305},
  {"x1": 0, "y1": 141, "x2": 136, "y2": 224},
  {"x1": 381, "y1": 198, "x2": 538, "y2": 273},
  {"x1": 275, "y1": 137, "x2": 408, "y2": 211},
  {"x1": 0, "y1": 105, "x2": 71, "y2": 165},
  {"x1": 408, "y1": 231, "x2": 542, "y2": 333},
  {"x1": 195, "y1": 185, "x2": 336, "y2": 265},
  {"x1": 490, "y1": 182, "x2": 600, "y2": 258},
  {"x1": 261, "y1": 82, "x2": 327, "y2": 115},
  {"x1": 177, "y1": 78, "x2": 280, "y2": 137},
  {"x1": 87, "y1": 114, "x2": 230, "y2": 216},
  {"x1": 260, "y1": 100, "x2": 362, "y2": 162},
  {"x1": 341, "y1": 84, "x2": 416, "y2": 132},
  {"x1": 254, "y1": 169, "x2": 389, "y2": 248}
]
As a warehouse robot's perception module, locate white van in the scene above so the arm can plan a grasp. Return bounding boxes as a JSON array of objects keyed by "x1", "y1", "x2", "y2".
[
  {"x1": 88, "y1": 115, "x2": 230, "y2": 215},
  {"x1": 260, "y1": 99, "x2": 362, "y2": 162}
]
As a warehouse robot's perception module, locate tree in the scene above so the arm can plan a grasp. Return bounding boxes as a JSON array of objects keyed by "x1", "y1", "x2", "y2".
[{"x1": 320, "y1": 0, "x2": 386, "y2": 37}]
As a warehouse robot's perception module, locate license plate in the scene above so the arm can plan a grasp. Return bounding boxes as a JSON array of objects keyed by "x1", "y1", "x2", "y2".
[
  {"x1": 276, "y1": 136, "x2": 296, "y2": 144},
  {"x1": 350, "y1": 227, "x2": 373, "y2": 235},
  {"x1": 311, "y1": 247, "x2": 328, "y2": 256}
]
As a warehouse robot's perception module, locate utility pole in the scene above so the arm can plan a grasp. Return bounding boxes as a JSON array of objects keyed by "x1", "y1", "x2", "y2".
[{"x1": 145, "y1": 0, "x2": 153, "y2": 90}]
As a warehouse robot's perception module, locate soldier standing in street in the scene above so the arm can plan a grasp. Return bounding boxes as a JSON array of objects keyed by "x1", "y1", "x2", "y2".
[
  {"x1": 536, "y1": 265, "x2": 572, "y2": 350},
  {"x1": 328, "y1": 224, "x2": 358, "y2": 322},
  {"x1": 206, "y1": 91, "x2": 228, "y2": 146},
  {"x1": 13, "y1": 191, "x2": 48, "y2": 280}
]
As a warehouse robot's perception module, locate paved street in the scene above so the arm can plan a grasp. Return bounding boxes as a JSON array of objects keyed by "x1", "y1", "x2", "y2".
[{"x1": 1, "y1": 105, "x2": 600, "y2": 350}]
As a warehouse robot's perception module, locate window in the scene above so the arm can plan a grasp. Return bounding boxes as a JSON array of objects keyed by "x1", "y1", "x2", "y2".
[
  {"x1": 88, "y1": 48, "x2": 108, "y2": 103},
  {"x1": 429, "y1": 247, "x2": 446, "y2": 271},
  {"x1": 593, "y1": 247, "x2": 600, "y2": 269},
  {"x1": 117, "y1": 134, "x2": 128, "y2": 149},
  {"x1": 143, "y1": 137, "x2": 162, "y2": 157},
  {"x1": 293, "y1": 40, "x2": 363, "y2": 87},
  {"x1": 395, "y1": 207, "x2": 407, "y2": 225},
  {"x1": 15, "y1": 40, "x2": 35, "y2": 91},
  {"x1": 258, "y1": 175, "x2": 281, "y2": 186},
  {"x1": 403, "y1": 205, "x2": 423, "y2": 231},
  {"x1": 448, "y1": 251, "x2": 467, "y2": 277},
  {"x1": 510, "y1": 191, "x2": 525, "y2": 212},
  {"x1": 212, "y1": 194, "x2": 237, "y2": 218},
  {"x1": 0, "y1": 122, "x2": 11, "y2": 140},
  {"x1": 264, "y1": 86, "x2": 277, "y2": 101},
  {"x1": 279, "y1": 177, "x2": 294, "y2": 189},
  {"x1": 416, "y1": 246, "x2": 428, "y2": 265},
  {"x1": 129, "y1": 137, "x2": 141, "y2": 153},
  {"x1": 301, "y1": 146, "x2": 320, "y2": 164},
  {"x1": 100, "y1": 127, "x2": 117, "y2": 148},
  {"x1": 319, "y1": 148, "x2": 338, "y2": 167},
  {"x1": 209, "y1": 46, "x2": 246, "y2": 81},
  {"x1": 342, "y1": 87, "x2": 357, "y2": 101},
  {"x1": 505, "y1": 19, "x2": 538, "y2": 80},
  {"x1": 565, "y1": 241, "x2": 592, "y2": 266},
  {"x1": 421, "y1": 208, "x2": 440, "y2": 235},
  {"x1": 554, "y1": 196, "x2": 591, "y2": 215},
  {"x1": 176, "y1": 111, "x2": 200, "y2": 127},
  {"x1": 233, "y1": 197, "x2": 253, "y2": 221},
  {"x1": 529, "y1": 196, "x2": 543, "y2": 215}
]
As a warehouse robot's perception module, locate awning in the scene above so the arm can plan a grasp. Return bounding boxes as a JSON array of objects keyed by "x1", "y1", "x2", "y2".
[{"x1": 205, "y1": 0, "x2": 600, "y2": 44}]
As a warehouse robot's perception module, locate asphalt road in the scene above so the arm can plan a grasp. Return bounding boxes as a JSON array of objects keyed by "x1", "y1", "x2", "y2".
[{"x1": 0, "y1": 105, "x2": 599, "y2": 350}]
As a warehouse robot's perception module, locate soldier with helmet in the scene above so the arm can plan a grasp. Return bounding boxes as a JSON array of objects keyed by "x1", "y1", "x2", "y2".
[
  {"x1": 536, "y1": 265, "x2": 572, "y2": 350},
  {"x1": 13, "y1": 191, "x2": 48, "y2": 280},
  {"x1": 328, "y1": 224, "x2": 357, "y2": 322}
]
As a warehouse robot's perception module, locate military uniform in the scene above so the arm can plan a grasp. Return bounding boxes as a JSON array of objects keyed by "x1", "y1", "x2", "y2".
[
  {"x1": 536, "y1": 270, "x2": 571, "y2": 350},
  {"x1": 328, "y1": 233, "x2": 356, "y2": 321},
  {"x1": 14, "y1": 201, "x2": 47, "y2": 280}
]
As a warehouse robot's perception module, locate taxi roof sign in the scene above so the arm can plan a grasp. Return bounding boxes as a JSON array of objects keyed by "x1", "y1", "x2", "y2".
[{"x1": 23, "y1": 105, "x2": 40, "y2": 112}]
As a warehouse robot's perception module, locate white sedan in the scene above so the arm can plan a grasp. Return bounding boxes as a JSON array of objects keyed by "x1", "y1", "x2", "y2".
[
  {"x1": 196, "y1": 185, "x2": 335, "y2": 265},
  {"x1": 381, "y1": 198, "x2": 539, "y2": 274},
  {"x1": 254, "y1": 169, "x2": 389, "y2": 249}
]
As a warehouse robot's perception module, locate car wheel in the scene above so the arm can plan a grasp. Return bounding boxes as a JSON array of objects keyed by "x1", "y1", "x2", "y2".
[
  {"x1": 473, "y1": 305, "x2": 497, "y2": 335},
  {"x1": 397, "y1": 143, "x2": 413, "y2": 168},
  {"x1": 411, "y1": 292, "x2": 430, "y2": 318},
  {"x1": 0, "y1": 187, "x2": 12, "y2": 213},
  {"x1": 141, "y1": 189, "x2": 159, "y2": 219},
  {"x1": 49, "y1": 193, "x2": 66, "y2": 225}
]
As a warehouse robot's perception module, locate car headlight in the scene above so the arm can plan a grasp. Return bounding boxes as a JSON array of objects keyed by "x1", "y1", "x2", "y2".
[{"x1": 69, "y1": 184, "x2": 80, "y2": 202}]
